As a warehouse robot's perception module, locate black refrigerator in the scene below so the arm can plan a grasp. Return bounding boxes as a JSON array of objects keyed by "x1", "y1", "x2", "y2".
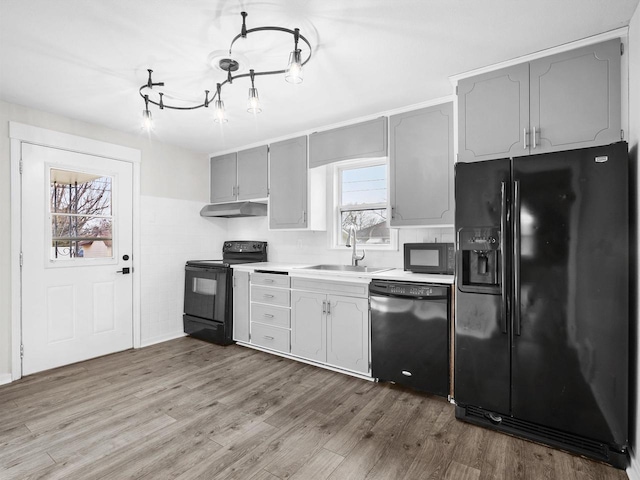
[{"x1": 453, "y1": 142, "x2": 629, "y2": 468}]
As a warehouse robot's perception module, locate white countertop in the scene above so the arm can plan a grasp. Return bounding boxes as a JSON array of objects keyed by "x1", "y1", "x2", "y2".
[{"x1": 232, "y1": 262, "x2": 454, "y2": 285}]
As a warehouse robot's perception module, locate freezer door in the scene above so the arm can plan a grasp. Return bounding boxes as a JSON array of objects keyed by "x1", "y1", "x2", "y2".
[
  {"x1": 511, "y1": 142, "x2": 628, "y2": 447},
  {"x1": 454, "y1": 158, "x2": 511, "y2": 414}
]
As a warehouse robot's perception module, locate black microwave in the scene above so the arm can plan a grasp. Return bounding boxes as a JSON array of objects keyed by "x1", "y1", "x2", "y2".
[{"x1": 404, "y1": 243, "x2": 455, "y2": 274}]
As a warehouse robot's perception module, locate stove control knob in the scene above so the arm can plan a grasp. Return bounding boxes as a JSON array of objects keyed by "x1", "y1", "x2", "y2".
[{"x1": 225, "y1": 242, "x2": 232, "y2": 248}]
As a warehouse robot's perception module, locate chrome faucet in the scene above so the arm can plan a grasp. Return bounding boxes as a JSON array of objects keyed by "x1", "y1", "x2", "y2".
[{"x1": 346, "y1": 225, "x2": 365, "y2": 266}]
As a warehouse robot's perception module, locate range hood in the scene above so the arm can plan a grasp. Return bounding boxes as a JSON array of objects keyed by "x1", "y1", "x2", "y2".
[{"x1": 200, "y1": 201, "x2": 267, "y2": 218}]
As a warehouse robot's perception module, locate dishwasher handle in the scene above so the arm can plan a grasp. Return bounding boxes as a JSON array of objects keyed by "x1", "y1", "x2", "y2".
[{"x1": 370, "y1": 291, "x2": 448, "y2": 301}]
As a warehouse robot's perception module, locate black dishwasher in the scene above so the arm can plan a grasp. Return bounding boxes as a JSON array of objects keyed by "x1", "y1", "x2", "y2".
[{"x1": 370, "y1": 280, "x2": 450, "y2": 397}]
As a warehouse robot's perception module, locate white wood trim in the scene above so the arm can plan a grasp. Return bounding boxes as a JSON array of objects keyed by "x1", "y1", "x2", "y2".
[
  {"x1": 9, "y1": 124, "x2": 142, "y2": 382},
  {"x1": 9, "y1": 122, "x2": 141, "y2": 163},
  {"x1": 0, "y1": 374, "x2": 13, "y2": 386},
  {"x1": 140, "y1": 331, "x2": 186, "y2": 348},
  {"x1": 449, "y1": 27, "x2": 629, "y2": 85}
]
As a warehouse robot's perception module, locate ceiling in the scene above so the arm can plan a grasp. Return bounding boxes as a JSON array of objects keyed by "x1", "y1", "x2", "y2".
[{"x1": 1, "y1": 0, "x2": 639, "y2": 154}]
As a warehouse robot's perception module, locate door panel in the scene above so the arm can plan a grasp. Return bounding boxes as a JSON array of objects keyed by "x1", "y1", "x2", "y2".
[
  {"x1": 210, "y1": 152, "x2": 237, "y2": 203},
  {"x1": 237, "y1": 145, "x2": 268, "y2": 200},
  {"x1": 290, "y1": 290, "x2": 326, "y2": 362},
  {"x1": 269, "y1": 136, "x2": 308, "y2": 229},
  {"x1": 454, "y1": 159, "x2": 511, "y2": 413},
  {"x1": 511, "y1": 143, "x2": 628, "y2": 445},
  {"x1": 530, "y1": 39, "x2": 621, "y2": 154},
  {"x1": 458, "y1": 63, "x2": 529, "y2": 162},
  {"x1": 22, "y1": 143, "x2": 133, "y2": 375},
  {"x1": 326, "y1": 295, "x2": 369, "y2": 373}
]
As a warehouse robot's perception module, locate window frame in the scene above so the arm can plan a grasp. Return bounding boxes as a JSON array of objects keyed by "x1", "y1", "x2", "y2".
[{"x1": 331, "y1": 157, "x2": 397, "y2": 251}]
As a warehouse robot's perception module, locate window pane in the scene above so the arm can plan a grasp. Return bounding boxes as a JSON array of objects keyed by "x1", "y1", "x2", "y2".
[
  {"x1": 341, "y1": 164, "x2": 386, "y2": 206},
  {"x1": 50, "y1": 168, "x2": 113, "y2": 260},
  {"x1": 340, "y1": 209, "x2": 390, "y2": 245}
]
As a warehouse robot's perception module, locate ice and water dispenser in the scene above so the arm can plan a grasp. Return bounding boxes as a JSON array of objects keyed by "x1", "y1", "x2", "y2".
[{"x1": 457, "y1": 227, "x2": 501, "y2": 294}]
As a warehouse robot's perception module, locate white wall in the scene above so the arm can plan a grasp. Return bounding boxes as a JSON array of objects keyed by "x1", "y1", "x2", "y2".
[
  {"x1": 628, "y1": 1, "x2": 640, "y2": 478},
  {"x1": 0, "y1": 100, "x2": 225, "y2": 379}
]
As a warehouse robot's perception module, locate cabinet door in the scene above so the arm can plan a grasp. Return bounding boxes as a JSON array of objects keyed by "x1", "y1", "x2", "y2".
[
  {"x1": 210, "y1": 153, "x2": 237, "y2": 203},
  {"x1": 390, "y1": 103, "x2": 454, "y2": 226},
  {"x1": 232, "y1": 270, "x2": 250, "y2": 342},
  {"x1": 269, "y1": 136, "x2": 308, "y2": 229},
  {"x1": 237, "y1": 145, "x2": 268, "y2": 200},
  {"x1": 326, "y1": 295, "x2": 369, "y2": 374},
  {"x1": 290, "y1": 290, "x2": 326, "y2": 362},
  {"x1": 530, "y1": 39, "x2": 621, "y2": 154},
  {"x1": 458, "y1": 63, "x2": 530, "y2": 162}
]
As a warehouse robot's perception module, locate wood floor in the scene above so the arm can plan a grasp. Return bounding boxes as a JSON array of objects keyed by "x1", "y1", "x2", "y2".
[{"x1": 0, "y1": 337, "x2": 628, "y2": 480}]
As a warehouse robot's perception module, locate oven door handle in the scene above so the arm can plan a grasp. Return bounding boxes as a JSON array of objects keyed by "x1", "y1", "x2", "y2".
[
  {"x1": 185, "y1": 266, "x2": 224, "y2": 273},
  {"x1": 370, "y1": 292, "x2": 448, "y2": 301}
]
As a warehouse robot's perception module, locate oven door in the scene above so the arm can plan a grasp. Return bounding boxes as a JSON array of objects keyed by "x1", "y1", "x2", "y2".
[{"x1": 184, "y1": 266, "x2": 229, "y2": 322}]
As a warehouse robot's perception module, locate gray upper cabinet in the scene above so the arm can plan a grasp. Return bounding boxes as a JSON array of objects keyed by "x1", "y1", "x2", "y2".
[
  {"x1": 309, "y1": 117, "x2": 388, "y2": 168},
  {"x1": 210, "y1": 152, "x2": 237, "y2": 203},
  {"x1": 458, "y1": 38, "x2": 621, "y2": 162},
  {"x1": 458, "y1": 64, "x2": 530, "y2": 162},
  {"x1": 269, "y1": 136, "x2": 308, "y2": 229},
  {"x1": 530, "y1": 39, "x2": 621, "y2": 154},
  {"x1": 210, "y1": 146, "x2": 268, "y2": 203},
  {"x1": 390, "y1": 103, "x2": 455, "y2": 226},
  {"x1": 237, "y1": 145, "x2": 268, "y2": 200}
]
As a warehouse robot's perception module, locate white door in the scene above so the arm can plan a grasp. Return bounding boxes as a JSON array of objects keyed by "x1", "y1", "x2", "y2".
[{"x1": 21, "y1": 143, "x2": 134, "y2": 375}]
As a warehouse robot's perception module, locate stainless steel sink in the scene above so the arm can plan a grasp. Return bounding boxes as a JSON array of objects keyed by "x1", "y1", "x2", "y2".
[{"x1": 302, "y1": 264, "x2": 393, "y2": 274}]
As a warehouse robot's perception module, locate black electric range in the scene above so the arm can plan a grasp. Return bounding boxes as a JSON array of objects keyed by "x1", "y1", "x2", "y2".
[{"x1": 183, "y1": 241, "x2": 267, "y2": 345}]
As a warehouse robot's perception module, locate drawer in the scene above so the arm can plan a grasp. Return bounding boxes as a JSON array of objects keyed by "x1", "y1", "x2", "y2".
[
  {"x1": 251, "y1": 323, "x2": 290, "y2": 353},
  {"x1": 251, "y1": 304, "x2": 290, "y2": 328},
  {"x1": 251, "y1": 272, "x2": 290, "y2": 288},
  {"x1": 251, "y1": 286, "x2": 290, "y2": 307}
]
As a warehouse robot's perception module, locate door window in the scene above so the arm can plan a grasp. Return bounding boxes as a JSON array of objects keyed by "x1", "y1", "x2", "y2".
[{"x1": 49, "y1": 168, "x2": 113, "y2": 260}]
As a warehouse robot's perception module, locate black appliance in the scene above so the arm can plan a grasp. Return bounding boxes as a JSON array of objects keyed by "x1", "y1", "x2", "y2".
[
  {"x1": 370, "y1": 279, "x2": 450, "y2": 397},
  {"x1": 454, "y1": 142, "x2": 629, "y2": 467},
  {"x1": 404, "y1": 242, "x2": 455, "y2": 274},
  {"x1": 183, "y1": 241, "x2": 267, "y2": 345}
]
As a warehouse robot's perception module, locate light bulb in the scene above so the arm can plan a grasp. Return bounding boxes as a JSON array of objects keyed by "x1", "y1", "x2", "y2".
[
  {"x1": 214, "y1": 99, "x2": 227, "y2": 123},
  {"x1": 141, "y1": 109, "x2": 153, "y2": 131},
  {"x1": 285, "y1": 50, "x2": 303, "y2": 84},
  {"x1": 247, "y1": 87, "x2": 262, "y2": 113}
]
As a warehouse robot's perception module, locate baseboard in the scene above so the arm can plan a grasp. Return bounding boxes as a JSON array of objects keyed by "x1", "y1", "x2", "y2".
[
  {"x1": 139, "y1": 331, "x2": 186, "y2": 348},
  {"x1": 628, "y1": 446, "x2": 640, "y2": 480},
  {"x1": 0, "y1": 373, "x2": 13, "y2": 386}
]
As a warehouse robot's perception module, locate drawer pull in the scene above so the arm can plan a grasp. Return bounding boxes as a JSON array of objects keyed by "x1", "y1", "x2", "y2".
[
  {"x1": 263, "y1": 313, "x2": 274, "y2": 318},
  {"x1": 263, "y1": 335, "x2": 275, "y2": 340},
  {"x1": 263, "y1": 294, "x2": 275, "y2": 298},
  {"x1": 263, "y1": 279, "x2": 274, "y2": 283}
]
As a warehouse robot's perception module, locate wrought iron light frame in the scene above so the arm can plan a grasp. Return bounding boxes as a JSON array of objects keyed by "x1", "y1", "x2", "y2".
[{"x1": 139, "y1": 11, "x2": 312, "y2": 125}]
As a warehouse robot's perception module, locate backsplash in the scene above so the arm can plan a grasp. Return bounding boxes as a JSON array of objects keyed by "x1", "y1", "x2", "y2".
[
  {"x1": 226, "y1": 217, "x2": 455, "y2": 268},
  {"x1": 140, "y1": 195, "x2": 227, "y2": 346}
]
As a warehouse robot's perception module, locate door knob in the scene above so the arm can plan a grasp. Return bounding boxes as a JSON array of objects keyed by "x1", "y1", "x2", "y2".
[{"x1": 117, "y1": 267, "x2": 131, "y2": 274}]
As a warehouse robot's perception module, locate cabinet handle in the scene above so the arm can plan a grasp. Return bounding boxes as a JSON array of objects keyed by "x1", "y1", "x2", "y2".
[
  {"x1": 263, "y1": 294, "x2": 274, "y2": 298},
  {"x1": 532, "y1": 126, "x2": 537, "y2": 149},
  {"x1": 322, "y1": 300, "x2": 326, "y2": 314},
  {"x1": 232, "y1": 185, "x2": 236, "y2": 196},
  {"x1": 263, "y1": 279, "x2": 274, "y2": 283},
  {"x1": 263, "y1": 335, "x2": 275, "y2": 340},
  {"x1": 391, "y1": 206, "x2": 395, "y2": 219},
  {"x1": 523, "y1": 128, "x2": 528, "y2": 149},
  {"x1": 263, "y1": 313, "x2": 274, "y2": 318},
  {"x1": 236, "y1": 185, "x2": 240, "y2": 195},
  {"x1": 326, "y1": 301, "x2": 331, "y2": 316}
]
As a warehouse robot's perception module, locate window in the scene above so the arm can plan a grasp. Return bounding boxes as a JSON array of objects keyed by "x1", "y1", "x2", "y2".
[
  {"x1": 336, "y1": 159, "x2": 392, "y2": 247},
  {"x1": 49, "y1": 168, "x2": 113, "y2": 260}
]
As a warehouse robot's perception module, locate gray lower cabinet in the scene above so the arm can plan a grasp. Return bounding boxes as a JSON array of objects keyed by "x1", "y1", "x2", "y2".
[
  {"x1": 269, "y1": 136, "x2": 308, "y2": 229},
  {"x1": 291, "y1": 279, "x2": 370, "y2": 374},
  {"x1": 290, "y1": 290, "x2": 326, "y2": 362},
  {"x1": 210, "y1": 145, "x2": 268, "y2": 203},
  {"x1": 389, "y1": 103, "x2": 454, "y2": 226},
  {"x1": 232, "y1": 270, "x2": 250, "y2": 342},
  {"x1": 326, "y1": 295, "x2": 369, "y2": 373},
  {"x1": 249, "y1": 273, "x2": 291, "y2": 354},
  {"x1": 458, "y1": 38, "x2": 621, "y2": 162}
]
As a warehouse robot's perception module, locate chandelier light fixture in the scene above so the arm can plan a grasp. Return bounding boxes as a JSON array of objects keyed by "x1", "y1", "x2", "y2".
[{"x1": 139, "y1": 11, "x2": 312, "y2": 130}]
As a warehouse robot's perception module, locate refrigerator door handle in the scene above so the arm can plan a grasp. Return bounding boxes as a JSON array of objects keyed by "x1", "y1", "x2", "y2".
[
  {"x1": 500, "y1": 181, "x2": 508, "y2": 334},
  {"x1": 513, "y1": 180, "x2": 521, "y2": 336}
]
